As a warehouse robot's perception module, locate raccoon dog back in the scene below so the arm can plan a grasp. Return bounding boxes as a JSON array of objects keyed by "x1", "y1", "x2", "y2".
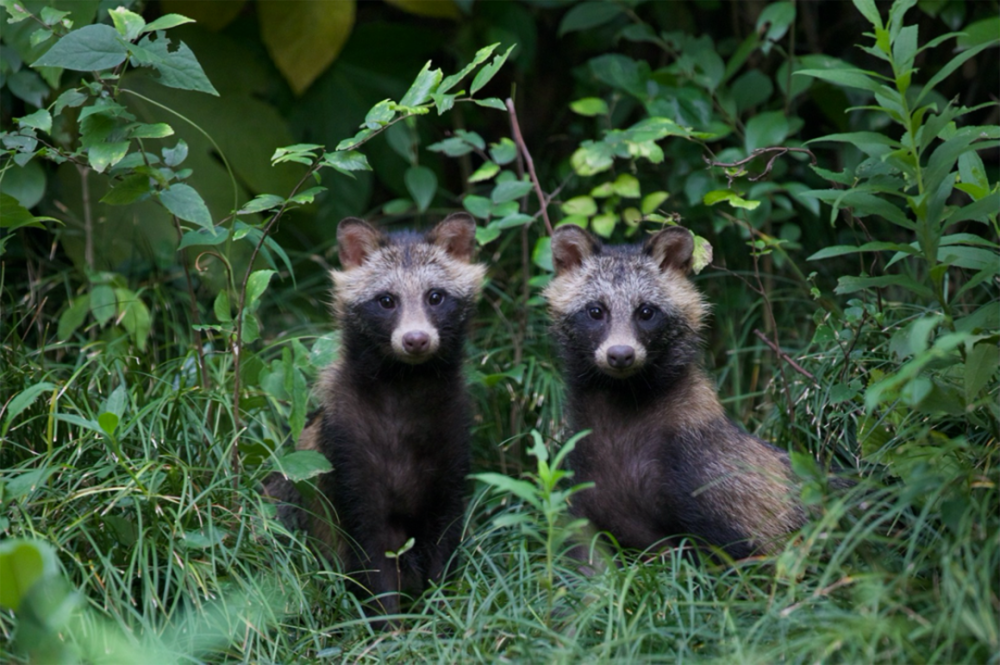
[
  {"x1": 266, "y1": 213, "x2": 485, "y2": 620},
  {"x1": 544, "y1": 224, "x2": 804, "y2": 560}
]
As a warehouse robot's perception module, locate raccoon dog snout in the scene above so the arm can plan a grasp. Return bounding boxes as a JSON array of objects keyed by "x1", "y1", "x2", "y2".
[
  {"x1": 606, "y1": 345, "x2": 635, "y2": 368},
  {"x1": 391, "y1": 303, "x2": 441, "y2": 362}
]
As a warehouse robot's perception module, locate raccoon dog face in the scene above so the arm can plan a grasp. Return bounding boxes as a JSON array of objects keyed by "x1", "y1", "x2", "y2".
[
  {"x1": 331, "y1": 213, "x2": 486, "y2": 365},
  {"x1": 544, "y1": 225, "x2": 707, "y2": 382}
]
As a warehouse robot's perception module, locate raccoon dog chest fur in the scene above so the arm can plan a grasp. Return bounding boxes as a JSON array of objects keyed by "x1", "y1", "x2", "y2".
[
  {"x1": 266, "y1": 213, "x2": 485, "y2": 617},
  {"x1": 544, "y1": 225, "x2": 804, "y2": 559}
]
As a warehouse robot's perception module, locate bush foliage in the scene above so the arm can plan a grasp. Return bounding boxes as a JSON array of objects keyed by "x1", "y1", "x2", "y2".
[{"x1": 1, "y1": 0, "x2": 997, "y2": 662}]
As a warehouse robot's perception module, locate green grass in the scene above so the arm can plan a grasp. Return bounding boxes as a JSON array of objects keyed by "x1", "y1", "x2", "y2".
[{"x1": 1, "y1": 243, "x2": 997, "y2": 664}]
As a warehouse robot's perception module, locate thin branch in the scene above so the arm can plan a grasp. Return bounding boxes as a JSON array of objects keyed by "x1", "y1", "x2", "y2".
[
  {"x1": 753, "y1": 329, "x2": 817, "y2": 384},
  {"x1": 505, "y1": 98, "x2": 553, "y2": 235},
  {"x1": 705, "y1": 146, "x2": 817, "y2": 186},
  {"x1": 230, "y1": 163, "x2": 319, "y2": 474}
]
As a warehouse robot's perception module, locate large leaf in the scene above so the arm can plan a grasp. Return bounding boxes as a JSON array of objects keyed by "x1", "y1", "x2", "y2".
[
  {"x1": 558, "y1": 1, "x2": 622, "y2": 36},
  {"x1": 133, "y1": 33, "x2": 219, "y2": 96},
  {"x1": 405, "y1": 165, "x2": 437, "y2": 212},
  {"x1": 32, "y1": 24, "x2": 128, "y2": 71},
  {"x1": 0, "y1": 540, "x2": 60, "y2": 612},
  {"x1": 273, "y1": 450, "x2": 332, "y2": 482},
  {"x1": 2, "y1": 382, "x2": 56, "y2": 437},
  {"x1": 399, "y1": 60, "x2": 443, "y2": 108},
  {"x1": 258, "y1": 0, "x2": 356, "y2": 95},
  {"x1": 159, "y1": 183, "x2": 212, "y2": 229}
]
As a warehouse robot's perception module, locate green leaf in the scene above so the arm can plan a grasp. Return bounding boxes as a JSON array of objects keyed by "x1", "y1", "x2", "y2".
[
  {"x1": 363, "y1": 99, "x2": 394, "y2": 129},
  {"x1": 87, "y1": 141, "x2": 130, "y2": 174},
  {"x1": 273, "y1": 450, "x2": 332, "y2": 482},
  {"x1": 17, "y1": 109, "x2": 51, "y2": 134},
  {"x1": 109, "y1": 7, "x2": 146, "y2": 42},
  {"x1": 133, "y1": 33, "x2": 219, "y2": 95},
  {"x1": 100, "y1": 173, "x2": 152, "y2": 205},
  {"x1": 795, "y1": 67, "x2": 885, "y2": 93},
  {"x1": 289, "y1": 186, "x2": 325, "y2": 205},
  {"x1": 98, "y1": 412, "x2": 119, "y2": 437},
  {"x1": 533, "y1": 236, "x2": 553, "y2": 271},
  {"x1": 463, "y1": 195, "x2": 493, "y2": 220},
  {"x1": 570, "y1": 97, "x2": 609, "y2": 117},
  {"x1": 591, "y1": 213, "x2": 616, "y2": 238},
  {"x1": 0, "y1": 0, "x2": 33, "y2": 22},
  {"x1": 214, "y1": 290, "x2": 231, "y2": 323},
  {"x1": 0, "y1": 160, "x2": 46, "y2": 209},
  {"x1": 404, "y1": 165, "x2": 437, "y2": 213},
  {"x1": 755, "y1": 2, "x2": 795, "y2": 54},
  {"x1": 160, "y1": 183, "x2": 212, "y2": 229},
  {"x1": 178, "y1": 226, "x2": 227, "y2": 250},
  {"x1": 489, "y1": 138, "x2": 517, "y2": 165},
  {"x1": 966, "y1": 341, "x2": 1000, "y2": 403},
  {"x1": 238, "y1": 194, "x2": 285, "y2": 215},
  {"x1": 58, "y1": 296, "x2": 90, "y2": 340},
  {"x1": 246, "y1": 270, "x2": 277, "y2": 309},
  {"x1": 475, "y1": 226, "x2": 501, "y2": 245},
  {"x1": 612, "y1": 173, "x2": 640, "y2": 198},
  {"x1": 570, "y1": 140, "x2": 615, "y2": 176},
  {"x1": 691, "y1": 235, "x2": 713, "y2": 274},
  {"x1": 561, "y1": 196, "x2": 597, "y2": 216},
  {"x1": 0, "y1": 193, "x2": 57, "y2": 230},
  {"x1": 439, "y1": 42, "x2": 499, "y2": 94},
  {"x1": 399, "y1": 60, "x2": 443, "y2": 107},
  {"x1": 90, "y1": 285, "x2": 117, "y2": 326},
  {"x1": 2, "y1": 382, "x2": 57, "y2": 437},
  {"x1": 473, "y1": 97, "x2": 506, "y2": 111},
  {"x1": 469, "y1": 161, "x2": 500, "y2": 183},
  {"x1": 807, "y1": 241, "x2": 917, "y2": 260},
  {"x1": 322, "y1": 150, "x2": 371, "y2": 174},
  {"x1": 703, "y1": 190, "x2": 761, "y2": 210},
  {"x1": 53, "y1": 89, "x2": 88, "y2": 116},
  {"x1": 471, "y1": 472, "x2": 542, "y2": 509},
  {"x1": 127, "y1": 122, "x2": 173, "y2": 139},
  {"x1": 852, "y1": 0, "x2": 883, "y2": 29},
  {"x1": 559, "y1": 1, "x2": 621, "y2": 36},
  {"x1": 162, "y1": 139, "x2": 188, "y2": 167},
  {"x1": 956, "y1": 16, "x2": 1000, "y2": 49},
  {"x1": 835, "y1": 275, "x2": 934, "y2": 300},
  {"x1": 494, "y1": 213, "x2": 533, "y2": 229},
  {"x1": 258, "y1": 0, "x2": 354, "y2": 95},
  {"x1": 491, "y1": 179, "x2": 532, "y2": 204},
  {"x1": 744, "y1": 110, "x2": 790, "y2": 153},
  {"x1": 33, "y1": 24, "x2": 128, "y2": 71},
  {"x1": 116, "y1": 289, "x2": 151, "y2": 350},
  {"x1": 142, "y1": 13, "x2": 196, "y2": 32},
  {"x1": 0, "y1": 539, "x2": 60, "y2": 612},
  {"x1": 641, "y1": 191, "x2": 669, "y2": 214},
  {"x1": 470, "y1": 44, "x2": 515, "y2": 95}
]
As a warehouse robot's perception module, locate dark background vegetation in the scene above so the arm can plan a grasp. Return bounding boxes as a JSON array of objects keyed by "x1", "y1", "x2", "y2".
[{"x1": 1, "y1": 0, "x2": 997, "y2": 662}]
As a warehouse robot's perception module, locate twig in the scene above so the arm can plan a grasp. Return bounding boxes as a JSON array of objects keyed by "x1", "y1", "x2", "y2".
[
  {"x1": 505, "y1": 98, "x2": 553, "y2": 235},
  {"x1": 171, "y1": 215, "x2": 210, "y2": 394},
  {"x1": 705, "y1": 146, "x2": 817, "y2": 186},
  {"x1": 230, "y1": 163, "x2": 319, "y2": 476},
  {"x1": 753, "y1": 329, "x2": 817, "y2": 384}
]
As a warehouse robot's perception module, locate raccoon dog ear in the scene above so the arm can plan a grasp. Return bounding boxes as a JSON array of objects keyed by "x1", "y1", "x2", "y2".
[
  {"x1": 551, "y1": 224, "x2": 599, "y2": 275},
  {"x1": 427, "y1": 213, "x2": 477, "y2": 263},
  {"x1": 337, "y1": 218, "x2": 383, "y2": 269},
  {"x1": 645, "y1": 226, "x2": 694, "y2": 274}
]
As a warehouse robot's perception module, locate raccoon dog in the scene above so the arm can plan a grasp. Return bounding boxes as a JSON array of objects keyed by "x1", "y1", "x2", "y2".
[
  {"x1": 266, "y1": 213, "x2": 486, "y2": 617},
  {"x1": 544, "y1": 224, "x2": 804, "y2": 560}
]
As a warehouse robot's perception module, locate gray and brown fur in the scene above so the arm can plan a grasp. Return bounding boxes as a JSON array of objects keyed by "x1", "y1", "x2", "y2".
[
  {"x1": 265, "y1": 213, "x2": 486, "y2": 617},
  {"x1": 544, "y1": 224, "x2": 804, "y2": 559}
]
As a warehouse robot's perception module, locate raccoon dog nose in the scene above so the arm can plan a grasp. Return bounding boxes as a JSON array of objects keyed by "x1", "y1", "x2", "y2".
[
  {"x1": 402, "y1": 331, "x2": 431, "y2": 354},
  {"x1": 607, "y1": 345, "x2": 635, "y2": 369}
]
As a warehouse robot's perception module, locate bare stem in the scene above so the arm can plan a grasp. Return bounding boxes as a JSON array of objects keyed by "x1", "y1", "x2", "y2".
[{"x1": 505, "y1": 98, "x2": 553, "y2": 236}]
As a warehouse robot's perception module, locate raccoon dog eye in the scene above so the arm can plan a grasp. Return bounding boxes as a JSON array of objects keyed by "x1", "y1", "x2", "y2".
[
  {"x1": 588, "y1": 305, "x2": 605, "y2": 321},
  {"x1": 427, "y1": 290, "x2": 445, "y2": 306},
  {"x1": 637, "y1": 305, "x2": 656, "y2": 321},
  {"x1": 378, "y1": 295, "x2": 396, "y2": 309}
]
